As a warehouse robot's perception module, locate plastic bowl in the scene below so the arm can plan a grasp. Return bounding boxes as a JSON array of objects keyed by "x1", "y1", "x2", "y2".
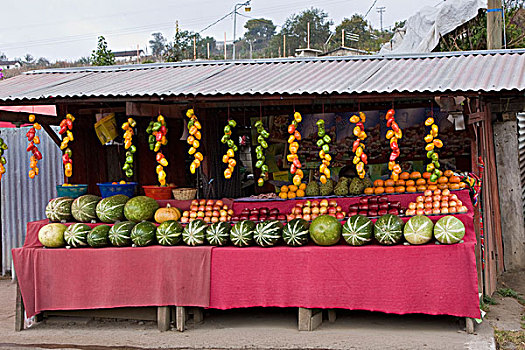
[
  {"x1": 143, "y1": 185, "x2": 175, "y2": 200},
  {"x1": 56, "y1": 184, "x2": 88, "y2": 198},
  {"x1": 97, "y1": 182, "x2": 137, "y2": 198}
]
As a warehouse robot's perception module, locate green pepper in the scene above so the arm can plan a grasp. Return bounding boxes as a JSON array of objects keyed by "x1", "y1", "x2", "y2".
[
  {"x1": 1, "y1": 143, "x2": 8, "y2": 150},
  {"x1": 261, "y1": 165, "x2": 269, "y2": 173},
  {"x1": 434, "y1": 169, "x2": 443, "y2": 177},
  {"x1": 257, "y1": 126, "x2": 264, "y2": 134},
  {"x1": 318, "y1": 129, "x2": 325, "y2": 137},
  {"x1": 0, "y1": 156, "x2": 6, "y2": 165},
  {"x1": 227, "y1": 139, "x2": 235, "y2": 148},
  {"x1": 260, "y1": 130, "x2": 270, "y2": 139},
  {"x1": 152, "y1": 122, "x2": 162, "y2": 131},
  {"x1": 188, "y1": 120, "x2": 194, "y2": 128},
  {"x1": 149, "y1": 143, "x2": 154, "y2": 151},
  {"x1": 224, "y1": 125, "x2": 231, "y2": 134},
  {"x1": 260, "y1": 141, "x2": 268, "y2": 149},
  {"x1": 322, "y1": 144, "x2": 330, "y2": 153},
  {"x1": 232, "y1": 144, "x2": 238, "y2": 152},
  {"x1": 221, "y1": 135, "x2": 229, "y2": 144},
  {"x1": 0, "y1": 149, "x2": 4, "y2": 156},
  {"x1": 254, "y1": 120, "x2": 262, "y2": 128},
  {"x1": 432, "y1": 160, "x2": 440, "y2": 168},
  {"x1": 130, "y1": 145, "x2": 137, "y2": 154},
  {"x1": 429, "y1": 174, "x2": 438, "y2": 183},
  {"x1": 123, "y1": 163, "x2": 131, "y2": 171},
  {"x1": 316, "y1": 139, "x2": 325, "y2": 147},
  {"x1": 323, "y1": 135, "x2": 331, "y2": 144},
  {"x1": 125, "y1": 169, "x2": 134, "y2": 177},
  {"x1": 126, "y1": 151, "x2": 132, "y2": 157},
  {"x1": 255, "y1": 160, "x2": 264, "y2": 169},
  {"x1": 431, "y1": 153, "x2": 439, "y2": 162},
  {"x1": 65, "y1": 148, "x2": 72, "y2": 157},
  {"x1": 148, "y1": 135, "x2": 156, "y2": 143},
  {"x1": 0, "y1": 139, "x2": 4, "y2": 146},
  {"x1": 257, "y1": 135, "x2": 265, "y2": 144},
  {"x1": 316, "y1": 120, "x2": 325, "y2": 125},
  {"x1": 146, "y1": 126, "x2": 152, "y2": 134},
  {"x1": 125, "y1": 156, "x2": 134, "y2": 164},
  {"x1": 426, "y1": 150, "x2": 434, "y2": 159},
  {"x1": 228, "y1": 120, "x2": 237, "y2": 127},
  {"x1": 256, "y1": 146, "x2": 263, "y2": 153}
]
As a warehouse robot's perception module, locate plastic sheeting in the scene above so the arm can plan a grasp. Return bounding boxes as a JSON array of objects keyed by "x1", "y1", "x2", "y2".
[{"x1": 380, "y1": 0, "x2": 487, "y2": 54}]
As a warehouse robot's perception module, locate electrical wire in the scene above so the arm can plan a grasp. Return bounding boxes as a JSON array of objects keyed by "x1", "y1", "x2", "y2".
[{"x1": 364, "y1": 0, "x2": 379, "y2": 19}]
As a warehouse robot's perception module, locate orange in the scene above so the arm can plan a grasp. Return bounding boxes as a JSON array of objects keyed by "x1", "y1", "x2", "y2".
[
  {"x1": 438, "y1": 184, "x2": 449, "y2": 190},
  {"x1": 296, "y1": 189, "x2": 305, "y2": 197},
  {"x1": 364, "y1": 187, "x2": 374, "y2": 195},
  {"x1": 299, "y1": 183, "x2": 307, "y2": 190},
  {"x1": 428, "y1": 184, "x2": 438, "y2": 191},
  {"x1": 374, "y1": 187, "x2": 385, "y2": 195},
  {"x1": 427, "y1": 180, "x2": 437, "y2": 185},
  {"x1": 449, "y1": 183, "x2": 460, "y2": 190},
  {"x1": 279, "y1": 192, "x2": 288, "y2": 199},
  {"x1": 405, "y1": 180, "x2": 415, "y2": 187},
  {"x1": 281, "y1": 185, "x2": 289, "y2": 193},
  {"x1": 417, "y1": 185, "x2": 427, "y2": 192},
  {"x1": 395, "y1": 186, "x2": 405, "y2": 193},
  {"x1": 444, "y1": 170, "x2": 453, "y2": 178},
  {"x1": 449, "y1": 176, "x2": 460, "y2": 183},
  {"x1": 406, "y1": 186, "x2": 417, "y2": 193},
  {"x1": 410, "y1": 171, "x2": 422, "y2": 179},
  {"x1": 459, "y1": 182, "x2": 466, "y2": 189},
  {"x1": 385, "y1": 179, "x2": 395, "y2": 187},
  {"x1": 422, "y1": 172, "x2": 431, "y2": 179},
  {"x1": 287, "y1": 192, "x2": 296, "y2": 199},
  {"x1": 374, "y1": 179, "x2": 384, "y2": 188},
  {"x1": 438, "y1": 176, "x2": 448, "y2": 184},
  {"x1": 395, "y1": 180, "x2": 405, "y2": 187},
  {"x1": 400, "y1": 172, "x2": 410, "y2": 180},
  {"x1": 385, "y1": 186, "x2": 395, "y2": 194},
  {"x1": 288, "y1": 185, "x2": 298, "y2": 192},
  {"x1": 416, "y1": 179, "x2": 426, "y2": 186}
]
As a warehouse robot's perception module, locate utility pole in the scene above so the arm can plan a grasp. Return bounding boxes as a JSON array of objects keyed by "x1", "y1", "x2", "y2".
[
  {"x1": 342, "y1": 29, "x2": 345, "y2": 47},
  {"x1": 224, "y1": 32, "x2": 227, "y2": 60},
  {"x1": 232, "y1": 0, "x2": 251, "y2": 60},
  {"x1": 377, "y1": 7, "x2": 386, "y2": 32},
  {"x1": 307, "y1": 22, "x2": 310, "y2": 48},
  {"x1": 283, "y1": 35, "x2": 286, "y2": 57},
  {"x1": 193, "y1": 35, "x2": 197, "y2": 60},
  {"x1": 487, "y1": 0, "x2": 503, "y2": 49},
  {"x1": 207, "y1": 42, "x2": 210, "y2": 60}
]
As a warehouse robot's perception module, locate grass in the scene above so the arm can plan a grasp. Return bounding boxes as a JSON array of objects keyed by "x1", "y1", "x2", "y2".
[
  {"x1": 481, "y1": 295, "x2": 498, "y2": 312},
  {"x1": 494, "y1": 329, "x2": 525, "y2": 350},
  {"x1": 498, "y1": 288, "x2": 525, "y2": 305}
]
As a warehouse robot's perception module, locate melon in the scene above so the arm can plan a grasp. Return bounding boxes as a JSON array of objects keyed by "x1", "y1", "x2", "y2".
[
  {"x1": 108, "y1": 221, "x2": 136, "y2": 246},
  {"x1": 72, "y1": 195, "x2": 101, "y2": 222},
  {"x1": 38, "y1": 223, "x2": 67, "y2": 248},
  {"x1": 131, "y1": 221, "x2": 157, "y2": 247},
  {"x1": 282, "y1": 218, "x2": 309, "y2": 247},
  {"x1": 87, "y1": 225, "x2": 111, "y2": 248},
  {"x1": 404, "y1": 215, "x2": 433, "y2": 245},
  {"x1": 45, "y1": 197, "x2": 74, "y2": 222},
  {"x1": 342, "y1": 215, "x2": 373, "y2": 246},
  {"x1": 253, "y1": 220, "x2": 282, "y2": 247},
  {"x1": 124, "y1": 196, "x2": 159, "y2": 223},
  {"x1": 309, "y1": 215, "x2": 342, "y2": 246},
  {"x1": 374, "y1": 214, "x2": 404, "y2": 245},
  {"x1": 182, "y1": 219, "x2": 207, "y2": 246},
  {"x1": 230, "y1": 220, "x2": 255, "y2": 247},
  {"x1": 156, "y1": 220, "x2": 183, "y2": 246},
  {"x1": 206, "y1": 222, "x2": 231, "y2": 246},
  {"x1": 434, "y1": 216, "x2": 465, "y2": 244},
  {"x1": 96, "y1": 194, "x2": 129, "y2": 223},
  {"x1": 64, "y1": 223, "x2": 91, "y2": 247}
]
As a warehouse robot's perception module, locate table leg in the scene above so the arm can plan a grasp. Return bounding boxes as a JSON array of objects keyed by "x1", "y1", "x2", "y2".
[
  {"x1": 328, "y1": 309, "x2": 337, "y2": 323},
  {"x1": 15, "y1": 280, "x2": 24, "y2": 332},
  {"x1": 191, "y1": 307, "x2": 204, "y2": 324},
  {"x1": 298, "y1": 307, "x2": 322, "y2": 331},
  {"x1": 157, "y1": 306, "x2": 171, "y2": 332},
  {"x1": 176, "y1": 306, "x2": 186, "y2": 332},
  {"x1": 465, "y1": 317, "x2": 475, "y2": 334}
]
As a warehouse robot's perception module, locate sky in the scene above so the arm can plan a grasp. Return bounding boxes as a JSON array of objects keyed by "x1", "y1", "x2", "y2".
[{"x1": 0, "y1": 0, "x2": 443, "y2": 62}]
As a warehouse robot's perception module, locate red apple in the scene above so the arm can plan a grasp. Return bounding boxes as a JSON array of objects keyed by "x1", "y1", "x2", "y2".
[
  {"x1": 270, "y1": 208, "x2": 279, "y2": 215},
  {"x1": 260, "y1": 208, "x2": 269, "y2": 215},
  {"x1": 223, "y1": 205, "x2": 229, "y2": 210},
  {"x1": 416, "y1": 196, "x2": 425, "y2": 203},
  {"x1": 320, "y1": 199, "x2": 329, "y2": 207},
  {"x1": 211, "y1": 216, "x2": 219, "y2": 223},
  {"x1": 303, "y1": 200, "x2": 311, "y2": 207},
  {"x1": 349, "y1": 204, "x2": 359, "y2": 211},
  {"x1": 432, "y1": 208, "x2": 441, "y2": 215},
  {"x1": 249, "y1": 215, "x2": 259, "y2": 221},
  {"x1": 198, "y1": 205, "x2": 205, "y2": 212},
  {"x1": 425, "y1": 202, "x2": 433, "y2": 209},
  {"x1": 416, "y1": 202, "x2": 425, "y2": 210},
  {"x1": 358, "y1": 210, "x2": 368, "y2": 216},
  {"x1": 336, "y1": 205, "x2": 342, "y2": 212},
  {"x1": 287, "y1": 214, "x2": 295, "y2": 221},
  {"x1": 303, "y1": 214, "x2": 311, "y2": 221},
  {"x1": 206, "y1": 199, "x2": 214, "y2": 206},
  {"x1": 359, "y1": 197, "x2": 369, "y2": 204},
  {"x1": 216, "y1": 200, "x2": 224, "y2": 207},
  {"x1": 213, "y1": 210, "x2": 220, "y2": 217},
  {"x1": 205, "y1": 205, "x2": 213, "y2": 212},
  {"x1": 312, "y1": 207, "x2": 320, "y2": 215},
  {"x1": 388, "y1": 209, "x2": 399, "y2": 215},
  {"x1": 191, "y1": 199, "x2": 199, "y2": 206},
  {"x1": 448, "y1": 200, "x2": 457, "y2": 207},
  {"x1": 424, "y1": 209, "x2": 433, "y2": 215},
  {"x1": 190, "y1": 211, "x2": 197, "y2": 218},
  {"x1": 199, "y1": 199, "x2": 206, "y2": 206},
  {"x1": 425, "y1": 196, "x2": 433, "y2": 203},
  {"x1": 378, "y1": 196, "x2": 389, "y2": 203},
  {"x1": 293, "y1": 207, "x2": 302, "y2": 215},
  {"x1": 456, "y1": 200, "x2": 463, "y2": 207},
  {"x1": 368, "y1": 196, "x2": 378, "y2": 204},
  {"x1": 378, "y1": 209, "x2": 388, "y2": 216},
  {"x1": 368, "y1": 210, "x2": 378, "y2": 217},
  {"x1": 448, "y1": 206, "x2": 457, "y2": 214},
  {"x1": 416, "y1": 209, "x2": 425, "y2": 216},
  {"x1": 190, "y1": 205, "x2": 199, "y2": 212},
  {"x1": 348, "y1": 210, "x2": 358, "y2": 217},
  {"x1": 390, "y1": 202, "x2": 401, "y2": 209},
  {"x1": 303, "y1": 207, "x2": 311, "y2": 215},
  {"x1": 424, "y1": 190, "x2": 433, "y2": 197},
  {"x1": 181, "y1": 217, "x2": 189, "y2": 223},
  {"x1": 319, "y1": 207, "x2": 328, "y2": 214},
  {"x1": 312, "y1": 200, "x2": 320, "y2": 207},
  {"x1": 433, "y1": 189, "x2": 441, "y2": 195},
  {"x1": 212, "y1": 205, "x2": 221, "y2": 211},
  {"x1": 329, "y1": 199, "x2": 338, "y2": 207},
  {"x1": 203, "y1": 217, "x2": 211, "y2": 223},
  {"x1": 268, "y1": 215, "x2": 277, "y2": 220},
  {"x1": 240, "y1": 215, "x2": 249, "y2": 221},
  {"x1": 277, "y1": 214, "x2": 286, "y2": 221},
  {"x1": 450, "y1": 194, "x2": 458, "y2": 201},
  {"x1": 442, "y1": 189, "x2": 450, "y2": 196},
  {"x1": 441, "y1": 196, "x2": 449, "y2": 202},
  {"x1": 205, "y1": 211, "x2": 212, "y2": 217},
  {"x1": 328, "y1": 207, "x2": 337, "y2": 214},
  {"x1": 336, "y1": 212, "x2": 345, "y2": 220},
  {"x1": 433, "y1": 195, "x2": 441, "y2": 202},
  {"x1": 295, "y1": 214, "x2": 303, "y2": 219},
  {"x1": 182, "y1": 211, "x2": 190, "y2": 218},
  {"x1": 458, "y1": 206, "x2": 468, "y2": 213},
  {"x1": 433, "y1": 201, "x2": 441, "y2": 209},
  {"x1": 227, "y1": 209, "x2": 234, "y2": 216},
  {"x1": 405, "y1": 209, "x2": 416, "y2": 216},
  {"x1": 408, "y1": 202, "x2": 417, "y2": 210},
  {"x1": 231, "y1": 216, "x2": 239, "y2": 221},
  {"x1": 219, "y1": 216, "x2": 228, "y2": 222},
  {"x1": 440, "y1": 207, "x2": 449, "y2": 214}
]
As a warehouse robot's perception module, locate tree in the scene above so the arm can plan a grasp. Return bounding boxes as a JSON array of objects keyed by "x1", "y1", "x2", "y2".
[
  {"x1": 76, "y1": 56, "x2": 91, "y2": 65},
  {"x1": 244, "y1": 18, "x2": 276, "y2": 52},
  {"x1": 0, "y1": 52, "x2": 7, "y2": 61},
  {"x1": 164, "y1": 24, "x2": 192, "y2": 62},
  {"x1": 36, "y1": 57, "x2": 50, "y2": 66},
  {"x1": 91, "y1": 36, "x2": 115, "y2": 66},
  {"x1": 149, "y1": 32, "x2": 167, "y2": 58},
  {"x1": 24, "y1": 54, "x2": 34, "y2": 64},
  {"x1": 328, "y1": 14, "x2": 390, "y2": 52}
]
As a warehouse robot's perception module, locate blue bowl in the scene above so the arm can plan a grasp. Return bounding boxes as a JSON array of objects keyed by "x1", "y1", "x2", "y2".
[
  {"x1": 97, "y1": 182, "x2": 137, "y2": 198},
  {"x1": 56, "y1": 184, "x2": 88, "y2": 198}
]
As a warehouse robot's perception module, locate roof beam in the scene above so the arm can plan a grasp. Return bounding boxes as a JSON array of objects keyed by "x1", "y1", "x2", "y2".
[{"x1": 126, "y1": 102, "x2": 184, "y2": 118}]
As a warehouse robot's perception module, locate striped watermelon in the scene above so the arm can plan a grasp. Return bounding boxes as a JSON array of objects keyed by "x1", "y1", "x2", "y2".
[
  {"x1": 96, "y1": 194, "x2": 129, "y2": 223},
  {"x1": 156, "y1": 220, "x2": 183, "y2": 246},
  {"x1": 182, "y1": 219, "x2": 207, "y2": 246},
  {"x1": 206, "y1": 222, "x2": 230, "y2": 246},
  {"x1": 45, "y1": 197, "x2": 74, "y2": 222},
  {"x1": 434, "y1": 216, "x2": 465, "y2": 244},
  {"x1": 131, "y1": 221, "x2": 157, "y2": 247},
  {"x1": 342, "y1": 215, "x2": 373, "y2": 246},
  {"x1": 282, "y1": 218, "x2": 309, "y2": 246},
  {"x1": 64, "y1": 223, "x2": 90, "y2": 247},
  {"x1": 109, "y1": 221, "x2": 136, "y2": 246},
  {"x1": 374, "y1": 214, "x2": 404, "y2": 245},
  {"x1": 87, "y1": 225, "x2": 111, "y2": 247},
  {"x1": 230, "y1": 220, "x2": 255, "y2": 247},
  {"x1": 253, "y1": 220, "x2": 282, "y2": 247},
  {"x1": 404, "y1": 215, "x2": 433, "y2": 245},
  {"x1": 124, "y1": 196, "x2": 159, "y2": 223},
  {"x1": 72, "y1": 195, "x2": 101, "y2": 222}
]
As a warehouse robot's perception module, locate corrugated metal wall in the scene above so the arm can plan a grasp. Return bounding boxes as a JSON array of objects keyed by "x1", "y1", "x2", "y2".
[
  {"x1": 519, "y1": 113, "x2": 525, "y2": 218},
  {"x1": 0, "y1": 126, "x2": 62, "y2": 275}
]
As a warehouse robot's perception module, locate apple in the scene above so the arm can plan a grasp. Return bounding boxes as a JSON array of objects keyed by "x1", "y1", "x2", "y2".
[
  {"x1": 198, "y1": 205, "x2": 205, "y2": 212},
  {"x1": 213, "y1": 210, "x2": 220, "y2": 217},
  {"x1": 425, "y1": 202, "x2": 433, "y2": 209},
  {"x1": 416, "y1": 196, "x2": 425, "y2": 203},
  {"x1": 212, "y1": 205, "x2": 221, "y2": 211},
  {"x1": 405, "y1": 209, "x2": 416, "y2": 216},
  {"x1": 320, "y1": 199, "x2": 329, "y2": 207},
  {"x1": 222, "y1": 205, "x2": 229, "y2": 210},
  {"x1": 416, "y1": 209, "x2": 425, "y2": 216},
  {"x1": 295, "y1": 214, "x2": 303, "y2": 219},
  {"x1": 329, "y1": 213, "x2": 337, "y2": 218},
  {"x1": 287, "y1": 214, "x2": 295, "y2": 221},
  {"x1": 203, "y1": 217, "x2": 211, "y2": 223},
  {"x1": 240, "y1": 215, "x2": 249, "y2": 221},
  {"x1": 241, "y1": 208, "x2": 250, "y2": 214},
  {"x1": 442, "y1": 189, "x2": 451, "y2": 196},
  {"x1": 358, "y1": 210, "x2": 368, "y2": 216},
  {"x1": 250, "y1": 209, "x2": 259, "y2": 215},
  {"x1": 311, "y1": 214, "x2": 318, "y2": 220},
  {"x1": 249, "y1": 215, "x2": 259, "y2": 221},
  {"x1": 359, "y1": 204, "x2": 369, "y2": 211},
  {"x1": 270, "y1": 208, "x2": 279, "y2": 215},
  {"x1": 182, "y1": 211, "x2": 190, "y2": 218},
  {"x1": 260, "y1": 208, "x2": 269, "y2": 215},
  {"x1": 368, "y1": 210, "x2": 378, "y2": 217},
  {"x1": 390, "y1": 202, "x2": 401, "y2": 209},
  {"x1": 378, "y1": 209, "x2": 388, "y2": 216},
  {"x1": 311, "y1": 207, "x2": 320, "y2": 215},
  {"x1": 336, "y1": 212, "x2": 345, "y2": 220},
  {"x1": 416, "y1": 202, "x2": 425, "y2": 209},
  {"x1": 303, "y1": 200, "x2": 311, "y2": 207},
  {"x1": 457, "y1": 206, "x2": 468, "y2": 213},
  {"x1": 328, "y1": 207, "x2": 337, "y2": 214},
  {"x1": 219, "y1": 216, "x2": 228, "y2": 222},
  {"x1": 349, "y1": 204, "x2": 359, "y2": 211},
  {"x1": 408, "y1": 203, "x2": 417, "y2": 210},
  {"x1": 211, "y1": 216, "x2": 219, "y2": 223},
  {"x1": 433, "y1": 201, "x2": 441, "y2": 209},
  {"x1": 359, "y1": 197, "x2": 369, "y2": 204},
  {"x1": 228, "y1": 209, "x2": 234, "y2": 216},
  {"x1": 205, "y1": 211, "x2": 212, "y2": 217},
  {"x1": 205, "y1": 205, "x2": 213, "y2": 212},
  {"x1": 206, "y1": 199, "x2": 214, "y2": 206},
  {"x1": 433, "y1": 189, "x2": 442, "y2": 195},
  {"x1": 448, "y1": 200, "x2": 457, "y2": 207},
  {"x1": 424, "y1": 208, "x2": 433, "y2": 215},
  {"x1": 216, "y1": 200, "x2": 224, "y2": 207},
  {"x1": 189, "y1": 211, "x2": 197, "y2": 218},
  {"x1": 336, "y1": 205, "x2": 342, "y2": 212},
  {"x1": 369, "y1": 203, "x2": 379, "y2": 211},
  {"x1": 348, "y1": 210, "x2": 358, "y2": 217},
  {"x1": 231, "y1": 215, "x2": 239, "y2": 221},
  {"x1": 181, "y1": 217, "x2": 189, "y2": 223},
  {"x1": 312, "y1": 200, "x2": 320, "y2": 207},
  {"x1": 368, "y1": 196, "x2": 378, "y2": 204},
  {"x1": 448, "y1": 206, "x2": 457, "y2": 214},
  {"x1": 197, "y1": 211, "x2": 206, "y2": 217},
  {"x1": 296, "y1": 202, "x2": 304, "y2": 208},
  {"x1": 425, "y1": 196, "x2": 433, "y2": 203},
  {"x1": 303, "y1": 214, "x2": 311, "y2": 221},
  {"x1": 277, "y1": 214, "x2": 286, "y2": 221},
  {"x1": 190, "y1": 205, "x2": 199, "y2": 212},
  {"x1": 440, "y1": 207, "x2": 449, "y2": 214},
  {"x1": 191, "y1": 199, "x2": 199, "y2": 206},
  {"x1": 456, "y1": 200, "x2": 463, "y2": 207},
  {"x1": 293, "y1": 207, "x2": 302, "y2": 215},
  {"x1": 433, "y1": 195, "x2": 441, "y2": 202},
  {"x1": 424, "y1": 190, "x2": 433, "y2": 197},
  {"x1": 268, "y1": 215, "x2": 277, "y2": 220},
  {"x1": 388, "y1": 209, "x2": 399, "y2": 215},
  {"x1": 341, "y1": 211, "x2": 347, "y2": 217},
  {"x1": 441, "y1": 196, "x2": 449, "y2": 202},
  {"x1": 199, "y1": 199, "x2": 206, "y2": 206},
  {"x1": 303, "y1": 207, "x2": 311, "y2": 215},
  {"x1": 432, "y1": 208, "x2": 441, "y2": 215},
  {"x1": 320, "y1": 207, "x2": 328, "y2": 214},
  {"x1": 378, "y1": 196, "x2": 389, "y2": 203},
  {"x1": 450, "y1": 194, "x2": 458, "y2": 201},
  {"x1": 329, "y1": 200, "x2": 338, "y2": 207},
  {"x1": 379, "y1": 203, "x2": 389, "y2": 210},
  {"x1": 259, "y1": 216, "x2": 267, "y2": 222}
]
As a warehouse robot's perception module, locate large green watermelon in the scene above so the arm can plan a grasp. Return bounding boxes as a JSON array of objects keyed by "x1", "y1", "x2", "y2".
[
  {"x1": 374, "y1": 214, "x2": 404, "y2": 245},
  {"x1": 342, "y1": 215, "x2": 373, "y2": 246},
  {"x1": 38, "y1": 223, "x2": 67, "y2": 248},
  {"x1": 64, "y1": 223, "x2": 90, "y2": 247},
  {"x1": 434, "y1": 216, "x2": 465, "y2": 244},
  {"x1": 108, "y1": 221, "x2": 136, "y2": 246},
  {"x1": 72, "y1": 195, "x2": 101, "y2": 222},
  {"x1": 124, "y1": 196, "x2": 159, "y2": 223},
  {"x1": 253, "y1": 220, "x2": 282, "y2": 247},
  {"x1": 156, "y1": 220, "x2": 183, "y2": 246},
  {"x1": 230, "y1": 220, "x2": 255, "y2": 247},
  {"x1": 131, "y1": 221, "x2": 157, "y2": 246},
  {"x1": 282, "y1": 218, "x2": 309, "y2": 246},
  {"x1": 404, "y1": 215, "x2": 433, "y2": 245},
  {"x1": 45, "y1": 197, "x2": 74, "y2": 222},
  {"x1": 96, "y1": 194, "x2": 129, "y2": 223},
  {"x1": 87, "y1": 225, "x2": 111, "y2": 247},
  {"x1": 206, "y1": 222, "x2": 230, "y2": 246},
  {"x1": 309, "y1": 215, "x2": 342, "y2": 246},
  {"x1": 182, "y1": 219, "x2": 207, "y2": 246}
]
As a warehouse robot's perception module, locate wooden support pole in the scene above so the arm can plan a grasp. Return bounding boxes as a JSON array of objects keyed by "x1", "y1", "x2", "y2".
[
  {"x1": 176, "y1": 306, "x2": 186, "y2": 332},
  {"x1": 193, "y1": 35, "x2": 197, "y2": 60},
  {"x1": 157, "y1": 306, "x2": 170, "y2": 332},
  {"x1": 41, "y1": 122, "x2": 62, "y2": 147},
  {"x1": 466, "y1": 317, "x2": 475, "y2": 334},
  {"x1": 15, "y1": 281, "x2": 25, "y2": 331},
  {"x1": 307, "y1": 22, "x2": 311, "y2": 49},
  {"x1": 207, "y1": 42, "x2": 210, "y2": 60},
  {"x1": 342, "y1": 29, "x2": 345, "y2": 47},
  {"x1": 487, "y1": 0, "x2": 503, "y2": 49},
  {"x1": 298, "y1": 307, "x2": 322, "y2": 331},
  {"x1": 224, "y1": 32, "x2": 227, "y2": 60},
  {"x1": 328, "y1": 309, "x2": 337, "y2": 323}
]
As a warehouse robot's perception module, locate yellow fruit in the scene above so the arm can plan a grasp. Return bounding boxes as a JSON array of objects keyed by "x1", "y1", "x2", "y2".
[
  {"x1": 287, "y1": 192, "x2": 296, "y2": 199},
  {"x1": 299, "y1": 183, "x2": 306, "y2": 190},
  {"x1": 292, "y1": 175, "x2": 301, "y2": 186},
  {"x1": 281, "y1": 185, "x2": 289, "y2": 193},
  {"x1": 320, "y1": 175, "x2": 327, "y2": 184},
  {"x1": 279, "y1": 192, "x2": 287, "y2": 199},
  {"x1": 296, "y1": 190, "x2": 305, "y2": 197},
  {"x1": 288, "y1": 185, "x2": 298, "y2": 192}
]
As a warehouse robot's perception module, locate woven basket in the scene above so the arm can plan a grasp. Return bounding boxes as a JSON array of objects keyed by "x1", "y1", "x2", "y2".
[{"x1": 172, "y1": 188, "x2": 197, "y2": 201}]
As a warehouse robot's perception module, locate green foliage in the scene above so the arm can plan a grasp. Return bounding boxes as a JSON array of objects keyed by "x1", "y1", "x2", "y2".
[
  {"x1": 149, "y1": 32, "x2": 167, "y2": 58},
  {"x1": 328, "y1": 14, "x2": 390, "y2": 52},
  {"x1": 243, "y1": 18, "x2": 276, "y2": 53},
  {"x1": 498, "y1": 287, "x2": 525, "y2": 304},
  {"x1": 91, "y1": 36, "x2": 115, "y2": 66},
  {"x1": 480, "y1": 294, "x2": 498, "y2": 312},
  {"x1": 164, "y1": 26, "x2": 192, "y2": 62}
]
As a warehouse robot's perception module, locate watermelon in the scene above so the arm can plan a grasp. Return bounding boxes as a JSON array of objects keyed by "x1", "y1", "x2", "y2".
[
  {"x1": 374, "y1": 214, "x2": 404, "y2": 245},
  {"x1": 253, "y1": 220, "x2": 282, "y2": 247},
  {"x1": 309, "y1": 215, "x2": 342, "y2": 246},
  {"x1": 206, "y1": 222, "x2": 230, "y2": 246},
  {"x1": 64, "y1": 223, "x2": 91, "y2": 247},
  {"x1": 45, "y1": 197, "x2": 74, "y2": 222},
  {"x1": 434, "y1": 216, "x2": 465, "y2": 244},
  {"x1": 72, "y1": 195, "x2": 101, "y2": 222},
  {"x1": 182, "y1": 219, "x2": 207, "y2": 246},
  {"x1": 156, "y1": 220, "x2": 183, "y2": 246},
  {"x1": 124, "y1": 196, "x2": 159, "y2": 223},
  {"x1": 342, "y1": 215, "x2": 373, "y2": 246},
  {"x1": 282, "y1": 218, "x2": 309, "y2": 246},
  {"x1": 131, "y1": 221, "x2": 157, "y2": 247},
  {"x1": 38, "y1": 223, "x2": 67, "y2": 248},
  {"x1": 87, "y1": 225, "x2": 111, "y2": 248},
  {"x1": 109, "y1": 221, "x2": 136, "y2": 246},
  {"x1": 404, "y1": 215, "x2": 433, "y2": 245},
  {"x1": 96, "y1": 194, "x2": 129, "y2": 223},
  {"x1": 230, "y1": 220, "x2": 255, "y2": 247}
]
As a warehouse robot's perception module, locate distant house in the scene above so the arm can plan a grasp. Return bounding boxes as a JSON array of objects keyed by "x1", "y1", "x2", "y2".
[
  {"x1": 320, "y1": 46, "x2": 370, "y2": 57},
  {"x1": 0, "y1": 61, "x2": 22, "y2": 70},
  {"x1": 113, "y1": 50, "x2": 145, "y2": 63}
]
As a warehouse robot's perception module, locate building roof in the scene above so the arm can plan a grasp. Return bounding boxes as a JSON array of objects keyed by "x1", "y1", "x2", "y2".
[
  {"x1": 0, "y1": 49, "x2": 522, "y2": 103},
  {"x1": 113, "y1": 50, "x2": 145, "y2": 58},
  {"x1": 320, "y1": 46, "x2": 370, "y2": 56},
  {"x1": 0, "y1": 61, "x2": 21, "y2": 66}
]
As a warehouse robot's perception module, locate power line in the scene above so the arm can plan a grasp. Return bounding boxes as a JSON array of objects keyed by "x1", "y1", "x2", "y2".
[{"x1": 364, "y1": 0, "x2": 379, "y2": 19}]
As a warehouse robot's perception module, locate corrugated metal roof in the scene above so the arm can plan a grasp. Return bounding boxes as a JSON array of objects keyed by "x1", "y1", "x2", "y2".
[{"x1": 0, "y1": 49, "x2": 523, "y2": 102}]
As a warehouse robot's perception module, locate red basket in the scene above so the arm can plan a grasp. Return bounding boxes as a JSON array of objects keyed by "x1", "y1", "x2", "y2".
[{"x1": 142, "y1": 185, "x2": 176, "y2": 200}]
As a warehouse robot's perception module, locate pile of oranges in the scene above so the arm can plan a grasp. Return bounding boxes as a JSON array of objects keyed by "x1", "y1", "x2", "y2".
[
  {"x1": 279, "y1": 183, "x2": 307, "y2": 199},
  {"x1": 364, "y1": 170, "x2": 465, "y2": 195}
]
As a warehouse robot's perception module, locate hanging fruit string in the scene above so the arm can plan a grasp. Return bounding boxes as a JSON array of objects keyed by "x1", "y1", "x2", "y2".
[
  {"x1": 287, "y1": 111, "x2": 304, "y2": 186},
  {"x1": 349, "y1": 112, "x2": 368, "y2": 179},
  {"x1": 153, "y1": 115, "x2": 169, "y2": 186},
  {"x1": 254, "y1": 120, "x2": 269, "y2": 186},
  {"x1": 122, "y1": 117, "x2": 137, "y2": 178},
  {"x1": 424, "y1": 112, "x2": 443, "y2": 183},
  {"x1": 385, "y1": 109, "x2": 402, "y2": 181},
  {"x1": 0, "y1": 135, "x2": 7, "y2": 180},
  {"x1": 59, "y1": 113, "x2": 75, "y2": 178},
  {"x1": 316, "y1": 119, "x2": 331, "y2": 184},
  {"x1": 186, "y1": 109, "x2": 203, "y2": 175},
  {"x1": 221, "y1": 119, "x2": 238, "y2": 179},
  {"x1": 27, "y1": 114, "x2": 42, "y2": 179}
]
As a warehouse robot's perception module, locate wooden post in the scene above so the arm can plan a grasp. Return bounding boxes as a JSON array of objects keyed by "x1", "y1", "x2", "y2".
[
  {"x1": 283, "y1": 35, "x2": 286, "y2": 58},
  {"x1": 175, "y1": 306, "x2": 186, "y2": 332},
  {"x1": 342, "y1": 29, "x2": 345, "y2": 47},
  {"x1": 207, "y1": 42, "x2": 210, "y2": 60},
  {"x1": 15, "y1": 281, "x2": 25, "y2": 331},
  {"x1": 298, "y1": 307, "x2": 322, "y2": 331},
  {"x1": 193, "y1": 35, "x2": 197, "y2": 60},
  {"x1": 224, "y1": 32, "x2": 227, "y2": 60},
  {"x1": 307, "y1": 22, "x2": 310, "y2": 49},
  {"x1": 466, "y1": 317, "x2": 475, "y2": 334},
  {"x1": 157, "y1": 306, "x2": 170, "y2": 332},
  {"x1": 487, "y1": 0, "x2": 503, "y2": 49},
  {"x1": 327, "y1": 309, "x2": 337, "y2": 323}
]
